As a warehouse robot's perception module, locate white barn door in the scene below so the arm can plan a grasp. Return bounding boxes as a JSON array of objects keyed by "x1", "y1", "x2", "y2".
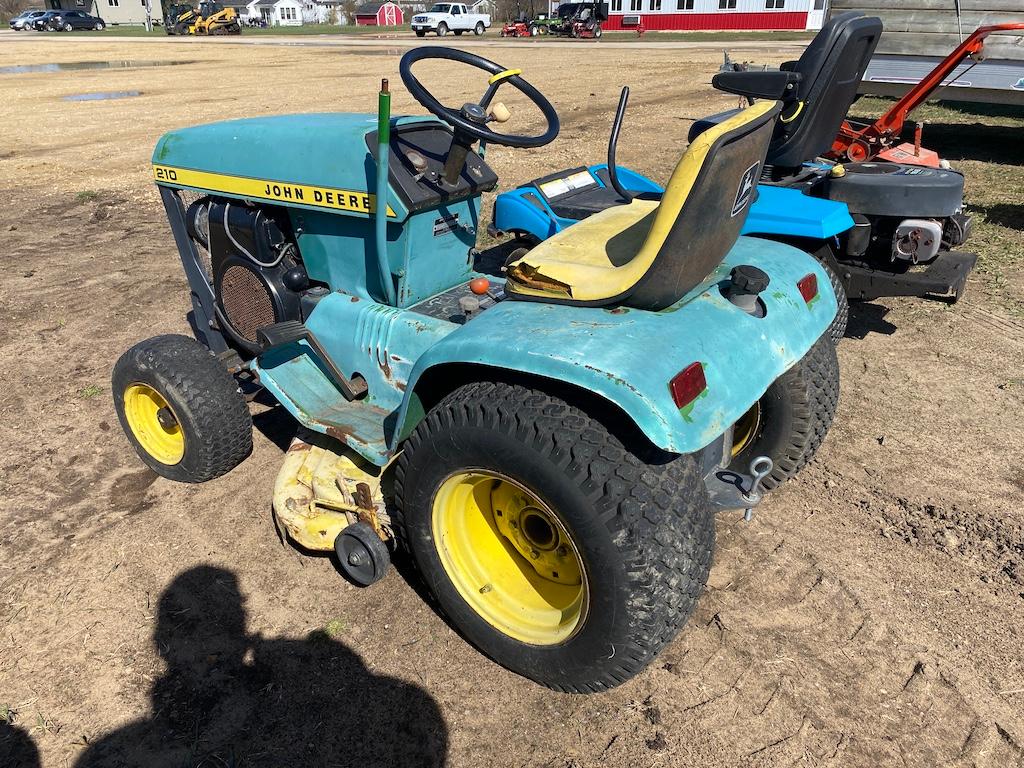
[
  {"x1": 806, "y1": 0, "x2": 826, "y2": 30},
  {"x1": 382, "y1": 3, "x2": 397, "y2": 24}
]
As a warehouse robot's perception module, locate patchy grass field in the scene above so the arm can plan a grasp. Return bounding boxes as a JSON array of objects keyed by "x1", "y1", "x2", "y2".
[{"x1": 0, "y1": 36, "x2": 1022, "y2": 768}]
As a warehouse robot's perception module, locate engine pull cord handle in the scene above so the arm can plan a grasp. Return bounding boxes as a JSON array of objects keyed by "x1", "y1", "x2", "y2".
[{"x1": 606, "y1": 85, "x2": 633, "y2": 204}]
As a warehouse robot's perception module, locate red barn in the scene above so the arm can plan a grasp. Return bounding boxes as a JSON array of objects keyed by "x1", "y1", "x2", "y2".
[{"x1": 354, "y1": 1, "x2": 404, "y2": 25}]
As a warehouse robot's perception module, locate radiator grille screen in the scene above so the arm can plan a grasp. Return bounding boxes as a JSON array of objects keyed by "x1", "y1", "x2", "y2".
[{"x1": 219, "y1": 264, "x2": 276, "y2": 343}]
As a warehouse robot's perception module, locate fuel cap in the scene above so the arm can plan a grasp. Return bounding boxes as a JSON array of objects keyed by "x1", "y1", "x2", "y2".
[{"x1": 729, "y1": 265, "x2": 770, "y2": 295}]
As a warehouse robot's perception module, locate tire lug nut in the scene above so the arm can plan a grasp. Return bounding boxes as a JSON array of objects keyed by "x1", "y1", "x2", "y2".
[
  {"x1": 479, "y1": 584, "x2": 492, "y2": 594},
  {"x1": 530, "y1": 549, "x2": 539, "y2": 559},
  {"x1": 556, "y1": 545, "x2": 568, "y2": 557}
]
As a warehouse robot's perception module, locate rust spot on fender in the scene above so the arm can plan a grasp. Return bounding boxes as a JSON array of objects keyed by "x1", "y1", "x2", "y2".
[{"x1": 326, "y1": 424, "x2": 355, "y2": 442}]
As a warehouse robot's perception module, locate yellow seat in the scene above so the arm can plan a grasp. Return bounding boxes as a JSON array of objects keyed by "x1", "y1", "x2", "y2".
[{"x1": 505, "y1": 99, "x2": 782, "y2": 310}]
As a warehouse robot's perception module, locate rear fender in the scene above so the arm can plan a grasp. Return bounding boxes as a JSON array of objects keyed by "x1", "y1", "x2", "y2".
[
  {"x1": 743, "y1": 185, "x2": 854, "y2": 240},
  {"x1": 493, "y1": 164, "x2": 663, "y2": 242},
  {"x1": 392, "y1": 236, "x2": 837, "y2": 455},
  {"x1": 495, "y1": 169, "x2": 852, "y2": 243}
]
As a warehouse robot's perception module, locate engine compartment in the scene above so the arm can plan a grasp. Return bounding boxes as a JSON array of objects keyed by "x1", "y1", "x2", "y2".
[{"x1": 185, "y1": 197, "x2": 320, "y2": 355}]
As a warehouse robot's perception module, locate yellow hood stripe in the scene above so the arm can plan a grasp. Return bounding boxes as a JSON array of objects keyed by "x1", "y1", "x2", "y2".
[{"x1": 153, "y1": 164, "x2": 396, "y2": 217}]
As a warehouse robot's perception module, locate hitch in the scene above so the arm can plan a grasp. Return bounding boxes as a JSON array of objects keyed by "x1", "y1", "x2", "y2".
[{"x1": 701, "y1": 431, "x2": 775, "y2": 520}]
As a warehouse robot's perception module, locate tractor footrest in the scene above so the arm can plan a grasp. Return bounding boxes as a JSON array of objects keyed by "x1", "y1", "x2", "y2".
[
  {"x1": 840, "y1": 250, "x2": 977, "y2": 302},
  {"x1": 257, "y1": 321, "x2": 368, "y2": 401}
]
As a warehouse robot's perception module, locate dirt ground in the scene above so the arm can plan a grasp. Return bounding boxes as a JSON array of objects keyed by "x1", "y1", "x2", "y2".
[{"x1": 1, "y1": 35, "x2": 1023, "y2": 768}]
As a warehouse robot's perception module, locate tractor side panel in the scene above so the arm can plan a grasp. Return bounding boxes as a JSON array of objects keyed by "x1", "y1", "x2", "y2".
[
  {"x1": 252, "y1": 292, "x2": 454, "y2": 464},
  {"x1": 394, "y1": 236, "x2": 838, "y2": 456}
]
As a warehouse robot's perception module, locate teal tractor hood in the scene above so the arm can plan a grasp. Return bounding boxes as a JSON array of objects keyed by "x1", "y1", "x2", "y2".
[{"x1": 151, "y1": 113, "x2": 446, "y2": 222}]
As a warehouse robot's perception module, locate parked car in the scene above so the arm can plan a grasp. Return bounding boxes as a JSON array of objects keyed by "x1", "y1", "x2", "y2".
[
  {"x1": 410, "y1": 2, "x2": 490, "y2": 36},
  {"x1": 36, "y1": 9, "x2": 106, "y2": 30},
  {"x1": 31, "y1": 11, "x2": 63, "y2": 29},
  {"x1": 9, "y1": 10, "x2": 46, "y2": 30}
]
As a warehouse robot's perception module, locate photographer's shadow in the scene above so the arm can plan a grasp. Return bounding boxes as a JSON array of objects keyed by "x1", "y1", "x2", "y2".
[
  {"x1": 75, "y1": 566, "x2": 448, "y2": 768},
  {"x1": 0, "y1": 720, "x2": 39, "y2": 768}
]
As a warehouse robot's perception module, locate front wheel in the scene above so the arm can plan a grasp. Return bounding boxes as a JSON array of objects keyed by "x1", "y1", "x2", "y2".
[
  {"x1": 593, "y1": 24, "x2": 602, "y2": 38},
  {"x1": 436, "y1": 21, "x2": 448, "y2": 36},
  {"x1": 729, "y1": 335, "x2": 839, "y2": 490},
  {"x1": 474, "y1": 21, "x2": 484, "y2": 35},
  {"x1": 112, "y1": 335, "x2": 253, "y2": 483},
  {"x1": 529, "y1": 23, "x2": 538, "y2": 35},
  {"x1": 394, "y1": 381, "x2": 715, "y2": 692},
  {"x1": 94, "y1": 21, "x2": 105, "y2": 30}
]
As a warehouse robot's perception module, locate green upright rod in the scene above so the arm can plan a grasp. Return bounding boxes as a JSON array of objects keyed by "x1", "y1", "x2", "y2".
[{"x1": 375, "y1": 78, "x2": 397, "y2": 306}]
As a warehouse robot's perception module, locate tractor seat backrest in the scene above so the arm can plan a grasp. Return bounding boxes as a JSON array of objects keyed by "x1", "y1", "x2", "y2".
[
  {"x1": 622, "y1": 100, "x2": 780, "y2": 309},
  {"x1": 505, "y1": 100, "x2": 782, "y2": 309},
  {"x1": 769, "y1": 11, "x2": 882, "y2": 168}
]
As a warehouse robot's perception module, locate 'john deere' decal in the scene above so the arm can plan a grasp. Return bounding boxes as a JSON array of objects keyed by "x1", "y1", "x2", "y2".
[
  {"x1": 731, "y1": 161, "x2": 760, "y2": 217},
  {"x1": 152, "y1": 165, "x2": 396, "y2": 217}
]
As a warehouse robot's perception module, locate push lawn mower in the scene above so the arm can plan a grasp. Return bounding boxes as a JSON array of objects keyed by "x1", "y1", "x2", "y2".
[
  {"x1": 113, "y1": 47, "x2": 839, "y2": 692},
  {"x1": 493, "y1": 11, "x2": 978, "y2": 332}
]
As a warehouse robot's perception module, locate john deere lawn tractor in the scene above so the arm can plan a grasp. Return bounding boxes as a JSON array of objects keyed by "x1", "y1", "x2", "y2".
[
  {"x1": 165, "y1": 0, "x2": 240, "y2": 35},
  {"x1": 113, "y1": 47, "x2": 839, "y2": 691}
]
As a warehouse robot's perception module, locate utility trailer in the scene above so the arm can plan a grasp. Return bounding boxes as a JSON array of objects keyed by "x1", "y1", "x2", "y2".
[{"x1": 831, "y1": 0, "x2": 1024, "y2": 106}]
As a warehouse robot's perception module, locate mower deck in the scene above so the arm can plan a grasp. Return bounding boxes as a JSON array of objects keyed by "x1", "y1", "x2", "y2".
[{"x1": 841, "y1": 250, "x2": 977, "y2": 302}]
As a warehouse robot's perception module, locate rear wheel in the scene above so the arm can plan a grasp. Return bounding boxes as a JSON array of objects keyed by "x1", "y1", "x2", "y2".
[
  {"x1": 112, "y1": 334, "x2": 252, "y2": 483},
  {"x1": 474, "y1": 20, "x2": 484, "y2": 35},
  {"x1": 729, "y1": 334, "x2": 839, "y2": 490},
  {"x1": 814, "y1": 246, "x2": 848, "y2": 345},
  {"x1": 394, "y1": 381, "x2": 715, "y2": 692},
  {"x1": 415, "y1": 29, "x2": 425, "y2": 36},
  {"x1": 63, "y1": 22, "x2": 72, "y2": 31},
  {"x1": 454, "y1": 28, "x2": 463, "y2": 35}
]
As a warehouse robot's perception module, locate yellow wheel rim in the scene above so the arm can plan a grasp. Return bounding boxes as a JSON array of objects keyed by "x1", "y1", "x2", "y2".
[
  {"x1": 732, "y1": 401, "x2": 762, "y2": 458},
  {"x1": 431, "y1": 471, "x2": 588, "y2": 646},
  {"x1": 122, "y1": 383, "x2": 185, "y2": 465}
]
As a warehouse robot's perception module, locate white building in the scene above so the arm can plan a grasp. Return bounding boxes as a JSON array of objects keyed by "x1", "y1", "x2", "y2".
[
  {"x1": 551, "y1": 0, "x2": 828, "y2": 32},
  {"x1": 247, "y1": 0, "x2": 303, "y2": 24}
]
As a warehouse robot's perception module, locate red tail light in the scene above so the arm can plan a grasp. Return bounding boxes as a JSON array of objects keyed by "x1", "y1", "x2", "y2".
[
  {"x1": 669, "y1": 362, "x2": 706, "y2": 410},
  {"x1": 798, "y1": 273, "x2": 818, "y2": 304}
]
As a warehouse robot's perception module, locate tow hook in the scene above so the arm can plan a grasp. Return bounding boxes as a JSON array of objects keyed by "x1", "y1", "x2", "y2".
[{"x1": 742, "y1": 456, "x2": 774, "y2": 522}]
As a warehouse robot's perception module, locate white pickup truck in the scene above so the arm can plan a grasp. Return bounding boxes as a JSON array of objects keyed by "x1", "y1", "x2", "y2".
[{"x1": 411, "y1": 3, "x2": 491, "y2": 37}]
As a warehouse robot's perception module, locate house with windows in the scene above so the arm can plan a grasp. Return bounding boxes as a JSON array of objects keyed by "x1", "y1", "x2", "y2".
[
  {"x1": 247, "y1": 0, "x2": 303, "y2": 24},
  {"x1": 553, "y1": 0, "x2": 826, "y2": 32},
  {"x1": 44, "y1": 0, "x2": 166, "y2": 25}
]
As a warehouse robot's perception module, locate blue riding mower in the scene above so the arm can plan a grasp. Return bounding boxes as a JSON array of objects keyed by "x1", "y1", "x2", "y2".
[
  {"x1": 112, "y1": 47, "x2": 839, "y2": 692},
  {"x1": 493, "y1": 12, "x2": 978, "y2": 345}
]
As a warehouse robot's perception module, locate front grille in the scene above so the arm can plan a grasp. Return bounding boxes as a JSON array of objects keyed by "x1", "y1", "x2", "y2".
[{"x1": 219, "y1": 264, "x2": 276, "y2": 343}]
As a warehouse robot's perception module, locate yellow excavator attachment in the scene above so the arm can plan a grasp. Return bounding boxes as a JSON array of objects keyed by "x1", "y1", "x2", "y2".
[{"x1": 272, "y1": 433, "x2": 391, "y2": 552}]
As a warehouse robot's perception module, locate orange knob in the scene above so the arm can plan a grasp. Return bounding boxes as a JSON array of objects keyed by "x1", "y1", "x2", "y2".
[{"x1": 469, "y1": 277, "x2": 490, "y2": 295}]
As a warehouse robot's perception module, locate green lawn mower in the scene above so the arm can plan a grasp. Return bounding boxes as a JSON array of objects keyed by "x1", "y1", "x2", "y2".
[{"x1": 113, "y1": 47, "x2": 840, "y2": 692}]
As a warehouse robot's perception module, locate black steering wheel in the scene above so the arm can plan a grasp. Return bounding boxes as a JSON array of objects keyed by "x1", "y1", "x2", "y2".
[{"x1": 399, "y1": 47, "x2": 560, "y2": 149}]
